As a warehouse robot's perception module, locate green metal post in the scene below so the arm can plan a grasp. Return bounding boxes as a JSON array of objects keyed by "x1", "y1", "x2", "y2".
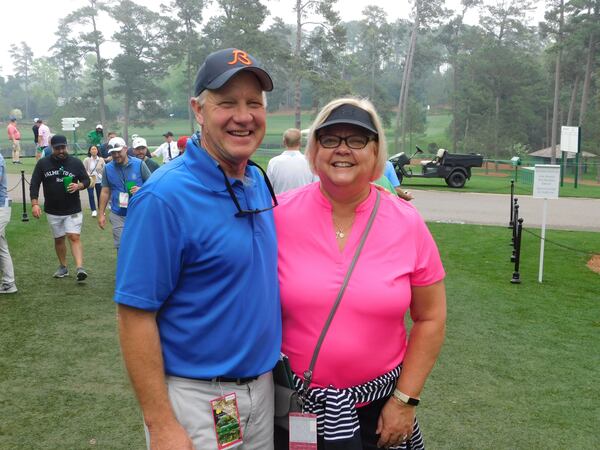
[{"x1": 574, "y1": 152, "x2": 579, "y2": 189}]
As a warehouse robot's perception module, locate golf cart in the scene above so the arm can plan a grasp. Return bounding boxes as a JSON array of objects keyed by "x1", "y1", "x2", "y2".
[{"x1": 389, "y1": 147, "x2": 483, "y2": 188}]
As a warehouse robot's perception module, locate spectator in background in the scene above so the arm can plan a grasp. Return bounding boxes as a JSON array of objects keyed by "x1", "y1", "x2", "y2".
[
  {"x1": 151, "y1": 131, "x2": 179, "y2": 164},
  {"x1": 0, "y1": 152, "x2": 17, "y2": 294},
  {"x1": 30, "y1": 135, "x2": 90, "y2": 281},
  {"x1": 87, "y1": 124, "x2": 104, "y2": 147},
  {"x1": 83, "y1": 145, "x2": 105, "y2": 217},
  {"x1": 7, "y1": 117, "x2": 22, "y2": 164},
  {"x1": 132, "y1": 137, "x2": 159, "y2": 173},
  {"x1": 36, "y1": 119, "x2": 50, "y2": 161},
  {"x1": 32, "y1": 118, "x2": 40, "y2": 154},
  {"x1": 100, "y1": 131, "x2": 117, "y2": 163},
  {"x1": 176, "y1": 135, "x2": 188, "y2": 157},
  {"x1": 383, "y1": 160, "x2": 413, "y2": 201},
  {"x1": 97, "y1": 137, "x2": 150, "y2": 250},
  {"x1": 266, "y1": 128, "x2": 316, "y2": 195}
]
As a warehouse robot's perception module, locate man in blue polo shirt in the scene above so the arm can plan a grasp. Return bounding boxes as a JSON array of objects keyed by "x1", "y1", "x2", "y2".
[
  {"x1": 114, "y1": 48, "x2": 280, "y2": 450},
  {"x1": 97, "y1": 136, "x2": 150, "y2": 250},
  {"x1": 383, "y1": 160, "x2": 413, "y2": 201}
]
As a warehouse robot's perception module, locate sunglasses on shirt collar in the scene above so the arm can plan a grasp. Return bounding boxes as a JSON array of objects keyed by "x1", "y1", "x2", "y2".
[{"x1": 216, "y1": 160, "x2": 278, "y2": 217}]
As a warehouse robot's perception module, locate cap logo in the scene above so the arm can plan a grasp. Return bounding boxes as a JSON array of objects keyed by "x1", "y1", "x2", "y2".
[{"x1": 228, "y1": 49, "x2": 252, "y2": 66}]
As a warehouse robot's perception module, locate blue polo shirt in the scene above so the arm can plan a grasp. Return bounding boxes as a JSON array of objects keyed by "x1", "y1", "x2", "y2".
[
  {"x1": 114, "y1": 136, "x2": 281, "y2": 379},
  {"x1": 384, "y1": 161, "x2": 401, "y2": 187},
  {"x1": 103, "y1": 157, "x2": 149, "y2": 216}
]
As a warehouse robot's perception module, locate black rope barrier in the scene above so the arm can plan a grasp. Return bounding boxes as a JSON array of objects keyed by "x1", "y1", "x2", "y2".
[{"x1": 521, "y1": 228, "x2": 598, "y2": 256}]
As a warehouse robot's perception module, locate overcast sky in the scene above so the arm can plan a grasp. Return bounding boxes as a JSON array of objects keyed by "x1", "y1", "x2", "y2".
[{"x1": 0, "y1": 0, "x2": 544, "y2": 77}]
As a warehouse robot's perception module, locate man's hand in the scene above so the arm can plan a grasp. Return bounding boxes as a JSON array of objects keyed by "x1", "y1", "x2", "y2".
[
  {"x1": 32, "y1": 204, "x2": 41, "y2": 219},
  {"x1": 395, "y1": 187, "x2": 413, "y2": 201},
  {"x1": 67, "y1": 182, "x2": 80, "y2": 194},
  {"x1": 147, "y1": 418, "x2": 194, "y2": 450},
  {"x1": 376, "y1": 398, "x2": 415, "y2": 448},
  {"x1": 130, "y1": 185, "x2": 141, "y2": 195},
  {"x1": 97, "y1": 213, "x2": 106, "y2": 229}
]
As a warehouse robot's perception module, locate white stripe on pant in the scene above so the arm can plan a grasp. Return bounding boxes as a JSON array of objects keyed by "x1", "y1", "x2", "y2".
[{"x1": 145, "y1": 372, "x2": 274, "y2": 450}]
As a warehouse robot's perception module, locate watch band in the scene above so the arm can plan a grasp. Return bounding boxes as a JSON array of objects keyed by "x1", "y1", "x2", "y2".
[{"x1": 393, "y1": 389, "x2": 420, "y2": 406}]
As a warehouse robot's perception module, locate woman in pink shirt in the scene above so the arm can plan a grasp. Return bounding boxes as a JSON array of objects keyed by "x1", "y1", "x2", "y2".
[{"x1": 274, "y1": 98, "x2": 446, "y2": 450}]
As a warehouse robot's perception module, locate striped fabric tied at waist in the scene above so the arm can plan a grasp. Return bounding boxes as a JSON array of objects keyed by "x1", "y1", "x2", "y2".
[{"x1": 291, "y1": 364, "x2": 423, "y2": 449}]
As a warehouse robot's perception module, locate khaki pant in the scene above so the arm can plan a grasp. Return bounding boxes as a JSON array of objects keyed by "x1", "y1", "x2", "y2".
[
  {"x1": 0, "y1": 206, "x2": 15, "y2": 285},
  {"x1": 12, "y1": 141, "x2": 21, "y2": 162},
  {"x1": 145, "y1": 372, "x2": 275, "y2": 450}
]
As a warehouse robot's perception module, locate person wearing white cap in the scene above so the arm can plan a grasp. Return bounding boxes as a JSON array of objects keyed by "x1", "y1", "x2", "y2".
[
  {"x1": 87, "y1": 124, "x2": 104, "y2": 147},
  {"x1": 132, "y1": 137, "x2": 159, "y2": 173},
  {"x1": 97, "y1": 137, "x2": 151, "y2": 250}
]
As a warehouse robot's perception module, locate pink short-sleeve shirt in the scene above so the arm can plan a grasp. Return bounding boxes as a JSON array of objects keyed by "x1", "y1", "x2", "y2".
[{"x1": 274, "y1": 183, "x2": 445, "y2": 389}]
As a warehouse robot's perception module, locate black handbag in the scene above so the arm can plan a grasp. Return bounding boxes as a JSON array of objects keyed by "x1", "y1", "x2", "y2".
[{"x1": 273, "y1": 190, "x2": 381, "y2": 430}]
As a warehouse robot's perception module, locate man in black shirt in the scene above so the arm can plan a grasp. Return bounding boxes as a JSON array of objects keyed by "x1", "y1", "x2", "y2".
[
  {"x1": 30, "y1": 135, "x2": 91, "y2": 281},
  {"x1": 32, "y1": 118, "x2": 40, "y2": 154}
]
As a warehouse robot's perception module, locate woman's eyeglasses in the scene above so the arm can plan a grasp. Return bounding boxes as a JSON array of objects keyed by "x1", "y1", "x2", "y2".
[
  {"x1": 317, "y1": 134, "x2": 377, "y2": 150},
  {"x1": 217, "y1": 160, "x2": 278, "y2": 217}
]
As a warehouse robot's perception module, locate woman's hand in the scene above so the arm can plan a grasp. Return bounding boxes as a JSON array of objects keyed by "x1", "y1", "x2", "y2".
[{"x1": 376, "y1": 398, "x2": 415, "y2": 448}]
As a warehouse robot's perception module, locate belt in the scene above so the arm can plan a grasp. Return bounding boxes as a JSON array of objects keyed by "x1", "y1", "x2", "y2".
[{"x1": 201, "y1": 376, "x2": 259, "y2": 385}]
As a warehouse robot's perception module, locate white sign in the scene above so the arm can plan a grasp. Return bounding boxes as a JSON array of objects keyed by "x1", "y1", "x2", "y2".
[
  {"x1": 61, "y1": 117, "x2": 86, "y2": 132},
  {"x1": 533, "y1": 165, "x2": 560, "y2": 199},
  {"x1": 560, "y1": 126, "x2": 580, "y2": 153}
]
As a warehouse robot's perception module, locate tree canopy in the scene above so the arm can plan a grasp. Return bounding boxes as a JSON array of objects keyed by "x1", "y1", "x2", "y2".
[{"x1": 3, "y1": 0, "x2": 600, "y2": 157}]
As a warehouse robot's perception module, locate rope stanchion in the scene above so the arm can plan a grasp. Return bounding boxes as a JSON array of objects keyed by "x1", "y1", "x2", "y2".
[
  {"x1": 21, "y1": 170, "x2": 29, "y2": 222},
  {"x1": 508, "y1": 179, "x2": 514, "y2": 228},
  {"x1": 510, "y1": 218, "x2": 524, "y2": 284}
]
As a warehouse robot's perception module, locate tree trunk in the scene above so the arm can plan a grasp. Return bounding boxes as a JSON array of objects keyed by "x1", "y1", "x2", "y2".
[
  {"x1": 545, "y1": 105, "x2": 550, "y2": 148},
  {"x1": 294, "y1": 0, "x2": 302, "y2": 130},
  {"x1": 452, "y1": 60, "x2": 458, "y2": 152},
  {"x1": 395, "y1": 14, "x2": 418, "y2": 152},
  {"x1": 566, "y1": 75, "x2": 579, "y2": 126},
  {"x1": 463, "y1": 104, "x2": 470, "y2": 151},
  {"x1": 24, "y1": 70, "x2": 30, "y2": 120},
  {"x1": 370, "y1": 52, "x2": 375, "y2": 101},
  {"x1": 578, "y1": 32, "x2": 595, "y2": 126},
  {"x1": 123, "y1": 94, "x2": 130, "y2": 143},
  {"x1": 550, "y1": 0, "x2": 564, "y2": 165},
  {"x1": 91, "y1": 12, "x2": 107, "y2": 127},
  {"x1": 400, "y1": 24, "x2": 419, "y2": 151},
  {"x1": 493, "y1": 95, "x2": 500, "y2": 160},
  {"x1": 187, "y1": 44, "x2": 195, "y2": 135},
  {"x1": 394, "y1": 42, "x2": 411, "y2": 152}
]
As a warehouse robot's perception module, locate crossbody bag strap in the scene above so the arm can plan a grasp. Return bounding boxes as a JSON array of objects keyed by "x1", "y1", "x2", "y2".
[{"x1": 300, "y1": 190, "x2": 381, "y2": 396}]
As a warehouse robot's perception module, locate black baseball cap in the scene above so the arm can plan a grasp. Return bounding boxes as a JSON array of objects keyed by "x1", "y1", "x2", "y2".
[
  {"x1": 50, "y1": 135, "x2": 68, "y2": 147},
  {"x1": 162, "y1": 131, "x2": 174, "y2": 137},
  {"x1": 194, "y1": 48, "x2": 273, "y2": 96},
  {"x1": 315, "y1": 104, "x2": 378, "y2": 136}
]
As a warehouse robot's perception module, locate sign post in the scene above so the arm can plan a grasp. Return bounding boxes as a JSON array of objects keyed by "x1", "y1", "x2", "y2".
[
  {"x1": 560, "y1": 126, "x2": 581, "y2": 189},
  {"x1": 61, "y1": 117, "x2": 86, "y2": 155},
  {"x1": 533, "y1": 165, "x2": 560, "y2": 283}
]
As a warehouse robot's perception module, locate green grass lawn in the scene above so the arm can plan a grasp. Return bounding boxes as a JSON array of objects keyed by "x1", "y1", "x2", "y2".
[{"x1": 0, "y1": 204, "x2": 598, "y2": 449}]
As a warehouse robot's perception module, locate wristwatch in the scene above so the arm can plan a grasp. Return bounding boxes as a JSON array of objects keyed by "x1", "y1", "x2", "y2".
[{"x1": 393, "y1": 389, "x2": 420, "y2": 406}]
